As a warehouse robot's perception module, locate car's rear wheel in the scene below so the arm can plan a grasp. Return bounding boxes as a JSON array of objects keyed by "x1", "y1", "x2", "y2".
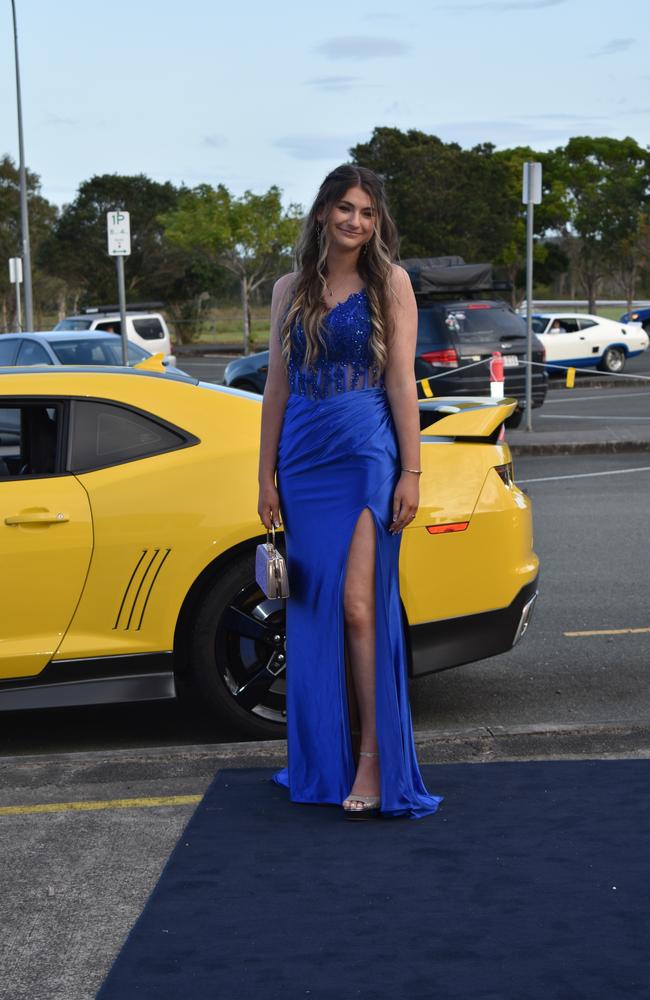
[
  {"x1": 188, "y1": 551, "x2": 287, "y2": 738},
  {"x1": 598, "y1": 347, "x2": 626, "y2": 373}
]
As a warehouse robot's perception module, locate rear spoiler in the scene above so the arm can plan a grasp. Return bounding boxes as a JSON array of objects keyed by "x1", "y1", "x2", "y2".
[{"x1": 419, "y1": 397, "x2": 518, "y2": 438}]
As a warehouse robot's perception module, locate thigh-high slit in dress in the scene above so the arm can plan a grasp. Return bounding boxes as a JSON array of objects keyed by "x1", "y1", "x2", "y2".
[{"x1": 271, "y1": 289, "x2": 443, "y2": 819}]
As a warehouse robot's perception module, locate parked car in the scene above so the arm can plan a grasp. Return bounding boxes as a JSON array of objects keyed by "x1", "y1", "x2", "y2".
[
  {"x1": 224, "y1": 351, "x2": 269, "y2": 395},
  {"x1": 619, "y1": 307, "x2": 650, "y2": 334},
  {"x1": 224, "y1": 259, "x2": 548, "y2": 428},
  {"x1": 54, "y1": 306, "x2": 175, "y2": 364},
  {"x1": 532, "y1": 313, "x2": 649, "y2": 373},
  {"x1": 0, "y1": 331, "x2": 158, "y2": 368},
  {"x1": 0, "y1": 367, "x2": 538, "y2": 738}
]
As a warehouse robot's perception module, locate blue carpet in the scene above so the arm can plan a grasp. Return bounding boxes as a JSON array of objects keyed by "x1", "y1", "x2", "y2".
[{"x1": 97, "y1": 760, "x2": 650, "y2": 999}]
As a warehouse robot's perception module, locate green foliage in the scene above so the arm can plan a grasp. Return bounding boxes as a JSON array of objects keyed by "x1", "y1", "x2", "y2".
[
  {"x1": 351, "y1": 128, "x2": 516, "y2": 262},
  {"x1": 0, "y1": 155, "x2": 57, "y2": 326},
  {"x1": 551, "y1": 136, "x2": 650, "y2": 306},
  {"x1": 161, "y1": 184, "x2": 302, "y2": 351},
  {"x1": 40, "y1": 173, "x2": 187, "y2": 306}
]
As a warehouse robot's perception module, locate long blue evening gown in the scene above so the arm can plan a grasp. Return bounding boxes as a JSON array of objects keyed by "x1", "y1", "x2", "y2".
[{"x1": 271, "y1": 289, "x2": 443, "y2": 819}]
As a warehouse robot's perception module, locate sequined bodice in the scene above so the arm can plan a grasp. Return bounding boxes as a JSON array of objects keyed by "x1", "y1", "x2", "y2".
[{"x1": 287, "y1": 289, "x2": 384, "y2": 400}]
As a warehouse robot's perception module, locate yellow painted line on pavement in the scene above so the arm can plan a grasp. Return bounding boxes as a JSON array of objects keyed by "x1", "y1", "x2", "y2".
[
  {"x1": 564, "y1": 627, "x2": 650, "y2": 638},
  {"x1": 0, "y1": 794, "x2": 203, "y2": 816}
]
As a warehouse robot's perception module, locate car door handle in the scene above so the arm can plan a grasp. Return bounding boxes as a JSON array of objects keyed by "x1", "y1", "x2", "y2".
[{"x1": 4, "y1": 512, "x2": 69, "y2": 526}]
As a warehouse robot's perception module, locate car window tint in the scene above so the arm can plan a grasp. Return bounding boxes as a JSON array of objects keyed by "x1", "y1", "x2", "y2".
[
  {"x1": 51, "y1": 339, "x2": 148, "y2": 365},
  {"x1": 531, "y1": 317, "x2": 547, "y2": 334},
  {"x1": 16, "y1": 340, "x2": 51, "y2": 366},
  {"x1": 558, "y1": 319, "x2": 580, "y2": 333},
  {"x1": 132, "y1": 317, "x2": 164, "y2": 339},
  {"x1": 416, "y1": 308, "x2": 450, "y2": 348},
  {"x1": 578, "y1": 319, "x2": 597, "y2": 330},
  {"x1": 69, "y1": 400, "x2": 188, "y2": 471},
  {"x1": 0, "y1": 340, "x2": 18, "y2": 365},
  {"x1": 444, "y1": 306, "x2": 526, "y2": 340},
  {"x1": 94, "y1": 320, "x2": 122, "y2": 335},
  {"x1": 0, "y1": 404, "x2": 60, "y2": 478}
]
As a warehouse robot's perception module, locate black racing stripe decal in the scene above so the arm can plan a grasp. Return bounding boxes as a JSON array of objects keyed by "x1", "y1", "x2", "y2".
[
  {"x1": 124, "y1": 549, "x2": 160, "y2": 630},
  {"x1": 135, "y1": 548, "x2": 171, "y2": 631},
  {"x1": 113, "y1": 550, "x2": 148, "y2": 630}
]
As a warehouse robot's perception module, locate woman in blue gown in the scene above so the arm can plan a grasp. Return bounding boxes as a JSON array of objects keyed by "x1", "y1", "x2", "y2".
[{"x1": 257, "y1": 164, "x2": 442, "y2": 820}]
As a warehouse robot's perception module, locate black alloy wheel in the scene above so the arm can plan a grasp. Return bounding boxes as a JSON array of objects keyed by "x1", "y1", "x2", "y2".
[
  {"x1": 599, "y1": 346, "x2": 626, "y2": 373},
  {"x1": 188, "y1": 551, "x2": 287, "y2": 738}
]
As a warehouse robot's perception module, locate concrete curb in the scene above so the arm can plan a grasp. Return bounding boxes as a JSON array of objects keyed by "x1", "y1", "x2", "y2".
[
  {"x1": 3, "y1": 718, "x2": 650, "y2": 773},
  {"x1": 508, "y1": 438, "x2": 650, "y2": 456}
]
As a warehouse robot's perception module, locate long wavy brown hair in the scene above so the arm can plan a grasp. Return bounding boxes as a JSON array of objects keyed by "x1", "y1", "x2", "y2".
[{"x1": 280, "y1": 164, "x2": 400, "y2": 371}]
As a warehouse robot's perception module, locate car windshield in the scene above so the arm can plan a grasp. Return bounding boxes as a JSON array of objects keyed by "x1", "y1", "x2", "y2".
[
  {"x1": 49, "y1": 339, "x2": 150, "y2": 365},
  {"x1": 531, "y1": 317, "x2": 548, "y2": 333},
  {"x1": 54, "y1": 319, "x2": 93, "y2": 331},
  {"x1": 443, "y1": 306, "x2": 526, "y2": 339}
]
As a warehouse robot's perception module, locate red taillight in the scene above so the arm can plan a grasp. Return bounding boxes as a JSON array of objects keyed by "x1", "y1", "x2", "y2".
[
  {"x1": 421, "y1": 348, "x2": 458, "y2": 368},
  {"x1": 497, "y1": 424, "x2": 506, "y2": 442},
  {"x1": 465, "y1": 303, "x2": 491, "y2": 310},
  {"x1": 426, "y1": 521, "x2": 469, "y2": 534}
]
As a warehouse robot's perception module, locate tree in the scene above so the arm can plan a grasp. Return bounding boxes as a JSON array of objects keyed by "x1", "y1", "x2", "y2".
[
  {"x1": 161, "y1": 184, "x2": 302, "y2": 353},
  {"x1": 0, "y1": 155, "x2": 57, "y2": 331},
  {"x1": 492, "y1": 146, "x2": 570, "y2": 305},
  {"x1": 553, "y1": 137, "x2": 650, "y2": 311},
  {"x1": 351, "y1": 127, "x2": 517, "y2": 263},
  {"x1": 40, "y1": 174, "x2": 186, "y2": 309}
]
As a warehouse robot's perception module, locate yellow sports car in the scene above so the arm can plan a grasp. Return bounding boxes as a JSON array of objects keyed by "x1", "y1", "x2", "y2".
[{"x1": 0, "y1": 364, "x2": 538, "y2": 738}]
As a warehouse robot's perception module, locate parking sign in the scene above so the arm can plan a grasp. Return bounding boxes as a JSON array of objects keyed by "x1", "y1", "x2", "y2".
[{"x1": 107, "y1": 211, "x2": 131, "y2": 256}]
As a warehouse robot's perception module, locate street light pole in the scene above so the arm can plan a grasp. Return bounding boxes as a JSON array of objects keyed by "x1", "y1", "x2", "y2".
[
  {"x1": 11, "y1": 0, "x2": 34, "y2": 332},
  {"x1": 522, "y1": 161, "x2": 542, "y2": 433}
]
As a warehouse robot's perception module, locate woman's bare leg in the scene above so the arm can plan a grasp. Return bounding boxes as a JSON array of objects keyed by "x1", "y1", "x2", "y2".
[{"x1": 343, "y1": 508, "x2": 380, "y2": 808}]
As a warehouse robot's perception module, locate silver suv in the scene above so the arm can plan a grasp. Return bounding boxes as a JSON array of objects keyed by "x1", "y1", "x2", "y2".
[{"x1": 54, "y1": 308, "x2": 175, "y2": 364}]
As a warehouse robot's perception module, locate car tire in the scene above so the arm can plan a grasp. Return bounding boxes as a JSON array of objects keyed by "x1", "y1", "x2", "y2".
[
  {"x1": 188, "y1": 549, "x2": 288, "y2": 739},
  {"x1": 598, "y1": 347, "x2": 626, "y2": 373},
  {"x1": 505, "y1": 408, "x2": 524, "y2": 428}
]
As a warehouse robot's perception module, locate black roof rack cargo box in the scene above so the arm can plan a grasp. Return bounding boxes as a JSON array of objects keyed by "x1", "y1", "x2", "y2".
[{"x1": 401, "y1": 256, "x2": 494, "y2": 295}]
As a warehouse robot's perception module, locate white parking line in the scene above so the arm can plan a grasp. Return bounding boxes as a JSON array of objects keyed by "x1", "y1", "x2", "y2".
[
  {"x1": 546, "y1": 391, "x2": 650, "y2": 403},
  {"x1": 518, "y1": 466, "x2": 650, "y2": 484},
  {"x1": 538, "y1": 414, "x2": 650, "y2": 421}
]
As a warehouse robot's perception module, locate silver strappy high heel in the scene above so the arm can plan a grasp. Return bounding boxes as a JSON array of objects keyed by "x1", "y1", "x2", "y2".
[{"x1": 343, "y1": 751, "x2": 381, "y2": 820}]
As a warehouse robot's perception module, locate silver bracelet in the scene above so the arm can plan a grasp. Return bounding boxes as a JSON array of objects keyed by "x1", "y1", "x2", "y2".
[{"x1": 401, "y1": 467, "x2": 422, "y2": 475}]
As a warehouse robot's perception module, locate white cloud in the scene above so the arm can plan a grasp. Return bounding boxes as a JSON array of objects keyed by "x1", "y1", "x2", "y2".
[
  {"x1": 273, "y1": 134, "x2": 360, "y2": 161},
  {"x1": 437, "y1": 0, "x2": 565, "y2": 11},
  {"x1": 203, "y1": 134, "x2": 227, "y2": 149},
  {"x1": 306, "y1": 75, "x2": 361, "y2": 91},
  {"x1": 315, "y1": 36, "x2": 409, "y2": 60},
  {"x1": 590, "y1": 38, "x2": 635, "y2": 57}
]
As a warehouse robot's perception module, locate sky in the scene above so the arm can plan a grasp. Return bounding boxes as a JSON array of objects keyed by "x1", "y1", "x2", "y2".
[{"x1": 2, "y1": 0, "x2": 649, "y2": 214}]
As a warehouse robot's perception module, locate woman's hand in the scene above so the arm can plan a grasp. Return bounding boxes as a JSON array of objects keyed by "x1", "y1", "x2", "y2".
[
  {"x1": 258, "y1": 480, "x2": 282, "y2": 531},
  {"x1": 390, "y1": 471, "x2": 419, "y2": 534}
]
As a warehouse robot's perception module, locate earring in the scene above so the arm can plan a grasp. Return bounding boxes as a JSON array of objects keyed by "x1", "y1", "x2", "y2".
[{"x1": 361, "y1": 241, "x2": 369, "y2": 256}]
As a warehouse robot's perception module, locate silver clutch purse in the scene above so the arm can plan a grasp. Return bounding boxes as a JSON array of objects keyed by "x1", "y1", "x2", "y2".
[{"x1": 255, "y1": 523, "x2": 290, "y2": 599}]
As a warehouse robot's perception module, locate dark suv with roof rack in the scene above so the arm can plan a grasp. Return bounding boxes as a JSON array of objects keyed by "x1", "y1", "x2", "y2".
[{"x1": 404, "y1": 257, "x2": 547, "y2": 427}]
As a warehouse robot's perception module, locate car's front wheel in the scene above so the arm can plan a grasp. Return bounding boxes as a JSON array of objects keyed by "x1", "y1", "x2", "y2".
[
  {"x1": 188, "y1": 551, "x2": 288, "y2": 739},
  {"x1": 599, "y1": 346, "x2": 626, "y2": 373}
]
